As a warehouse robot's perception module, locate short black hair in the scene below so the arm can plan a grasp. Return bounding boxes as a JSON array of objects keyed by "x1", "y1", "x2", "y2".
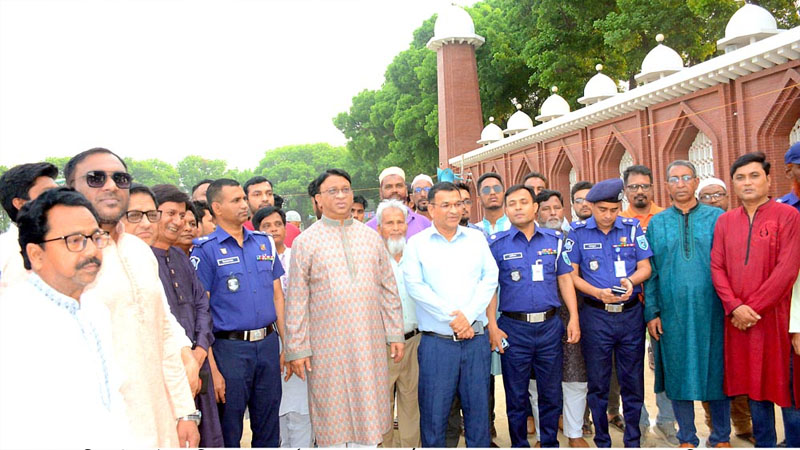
[
  {"x1": 427, "y1": 181, "x2": 459, "y2": 203},
  {"x1": 129, "y1": 183, "x2": 158, "y2": 208},
  {"x1": 184, "y1": 200, "x2": 200, "y2": 223},
  {"x1": 454, "y1": 181, "x2": 472, "y2": 194},
  {"x1": 307, "y1": 179, "x2": 320, "y2": 197},
  {"x1": 243, "y1": 176, "x2": 272, "y2": 196},
  {"x1": 503, "y1": 184, "x2": 536, "y2": 203},
  {"x1": 523, "y1": 172, "x2": 548, "y2": 186},
  {"x1": 730, "y1": 151, "x2": 771, "y2": 177},
  {"x1": 206, "y1": 178, "x2": 240, "y2": 205},
  {"x1": 0, "y1": 162, "x2": 59, "y2": 222},
  {"x1": 64, "y1": 147, "x2": 127, "y2": 187},
  {"x1": 622, "y1": 165, "x2": 653, "y2": 184},
  {"x1": 313, "y1": 169, "x2": 352, "y2": 193},
  {"x1": 353, "y1": 195, "x2": 368, "y2": 209},
  {"x1": 536, "y1": 189, "x2": 563, "y2": 205},
  {"x1": 17, "y1": 187, "x2": 99, "y2": 270},
  {"x1": 193, "y1": 200, "x2": 214, "y2": 219},
  {"x1": 151, "y1": 184, "x2": 190, "y2": 206},
  {"x1": 477, "y1": 172, "x2": 503, "y2": 190},
  {"x1": 273, "y1": 194, "x2": 284, "y2": 209},
  {"x1": 570, "y1": 181, "x2": 593, "y2": 201},
  {"x1": 252, "y1": 206, "x2": 286, "y2": 231},
  {"x1": 191, "y1": 179, "x2": 214, "y2": 195}
]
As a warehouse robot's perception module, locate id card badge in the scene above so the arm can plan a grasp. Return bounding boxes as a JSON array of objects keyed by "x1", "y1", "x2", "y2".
[
  {"x1": 532, "y1": 260, "x2": 544, "y2": 282},
  {"x1": 614, "y1": 258, "x2": 627, "y2": 277}
]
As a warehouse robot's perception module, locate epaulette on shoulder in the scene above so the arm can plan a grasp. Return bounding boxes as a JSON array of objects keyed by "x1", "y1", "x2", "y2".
[
  {"x1": 252, "y1": 230, "x2": 268, "y2": 236},
  {"x1": 192, "y1": 235, "x2": 214, "y2": 246},
  {"x1": 488, "y1": 229, "x2": 511, "y2": 245},
  {"x1": 572, "y1": 220, "x2": 587, "y2": 229}
]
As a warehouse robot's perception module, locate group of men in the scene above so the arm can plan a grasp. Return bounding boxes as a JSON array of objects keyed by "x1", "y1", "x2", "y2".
[{"x1": 0, "y1": 143, "x2": 799, "y2": 449}]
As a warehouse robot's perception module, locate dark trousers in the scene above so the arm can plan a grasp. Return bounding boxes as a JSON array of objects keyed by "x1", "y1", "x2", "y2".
[
  {"x1": 197, "y1": 358, "x2": 224, "y2": 447},
  {"x1": 580, "y1": 303, "x2": 645, "y2": 448},
  {"x1": 748, "y1": 357, "x2": 800, "y2": 447},
  {"x1": 500, "y1": 315, "x2": 564, "y2": 448},
  {"x1": 418, "y1": 333, "x2": 491, "y2": 447},
  {"x1": 446, "y1": 394, "x2": 462, "y2": 447},
  {"x1": 673, "y1": 399, "x2": 730, "y2": 447},
  {"x1": 213, "y1": 332, "x2": 281, "y2": 447}
]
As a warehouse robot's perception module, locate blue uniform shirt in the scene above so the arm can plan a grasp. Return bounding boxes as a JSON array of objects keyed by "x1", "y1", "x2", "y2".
[
  {"x1": 190, "y1": 226, "x2": 284, "y2": 332},
  {"x1": 777, "y1": 191, "x2": 800, "y2": 213},
  {"x1": 489, "y1": 226, "x2": 573, "y2": 313},
  {"x1": 565, "y1": 216, "x2": 652, "y2": 301}
]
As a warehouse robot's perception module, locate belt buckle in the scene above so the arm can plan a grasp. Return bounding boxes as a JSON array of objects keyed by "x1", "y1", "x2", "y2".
[
  {"x1": 605, "y1": 304, "x2": 624, "y2": 313},
  {"x1": 526, "y1": 312, "x2": 545, "y2": 323},
  {"x1": 249, "y1": 328, "x2": 265, "y2": 341},
  {"x1": 451, "y1": 334, "x2": 462, "y2": 342}
]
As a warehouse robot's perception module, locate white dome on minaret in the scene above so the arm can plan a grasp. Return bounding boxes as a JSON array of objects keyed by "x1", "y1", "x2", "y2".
[
  {"x1": 536, "y1": 87, "x2": 571, "y2": 122},
  {"x1": 477, "y1": 117, "x2": 504, "y2": 145},
  {"x1": 578, "y1": 64, "x2": 618, "y2": 105},
  {"x1": 427, "y1": 5, "x2": 485, "y2": 51},
  {"x1": 636, "y1": 34, "x2": 684, "y2": 85},
  {"x1": 717, "y1": 3, "x2": 782, "y2": 53},
  {"x1": 504, "y1": 104, "x2": 533, "y2": 136}
]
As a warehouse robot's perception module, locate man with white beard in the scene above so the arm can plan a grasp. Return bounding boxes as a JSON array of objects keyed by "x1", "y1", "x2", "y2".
[{"x1": 377, "y1": 199, "x2": 421, "y2": 447}]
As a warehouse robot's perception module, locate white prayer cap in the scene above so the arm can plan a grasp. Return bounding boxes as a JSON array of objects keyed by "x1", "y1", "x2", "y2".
[
  {"x1": 285, "y1": 210, "x2": 301, "y2": 222},
  {"x1": 412, "y1": 173, "x2": 434, "y2": 187},
  {"x1": 696, "y1": 177, "x2": 727, "y2": 197},
  {"x1": 379, "y1": 167, "x2": 406, "y2": 184}
]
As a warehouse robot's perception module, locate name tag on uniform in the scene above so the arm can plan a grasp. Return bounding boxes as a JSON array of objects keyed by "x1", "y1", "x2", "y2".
[
  {"x1": 614, "y1": 259, "x2": 627, "y2": 277},
  {"x1": 217, "y1": 256, "x2": 241, "y2": 266},
  {"x1": 583, "y1": 243, "x2": 602, "y2": 250},
  {"x1": 503, "y1": 252, "x2": 523, "y2": 260},
  {"x1": 532, "y1": 262, "x2": 544, "y2": 282}
]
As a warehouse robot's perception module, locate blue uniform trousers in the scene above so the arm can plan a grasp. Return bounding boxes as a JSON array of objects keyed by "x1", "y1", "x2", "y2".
[
  {"x1": 580, "y1": 303, "x2": 645, "y2": 448},
  {"x1": 499, "y1": 315, "x2": 564, "y2": 447},
  {"x1": 213, "y1": 331, "x2": 281, "y2": 447},
  {"x1": 418, "y1": 333, "x2": 491, "y2": 447}
]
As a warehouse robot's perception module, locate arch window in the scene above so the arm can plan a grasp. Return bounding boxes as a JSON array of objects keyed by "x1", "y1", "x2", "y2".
[
  {"x1": 790, "y1": 117, "x2": 800, "y2": 145},
  {"x1": 688, "y1": 132, "x2": 715, "y2": 179}
]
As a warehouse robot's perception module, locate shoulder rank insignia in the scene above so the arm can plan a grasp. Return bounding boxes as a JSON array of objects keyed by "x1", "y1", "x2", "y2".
[{"x1": 491, "y1": 234, "x2": 497, "y2": 240}]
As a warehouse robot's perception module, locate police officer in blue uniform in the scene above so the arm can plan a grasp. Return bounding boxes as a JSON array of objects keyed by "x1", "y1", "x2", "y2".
[
  {"x1": 776, "y1": 142, "x2": 800, "y2": 212},
  {"x1": 190, "y1": 178, "x2": 286, "y2": 448},
  {"x1": 565, "y1": 178, "x2": 652, "y2": 448},
  {"x1": 487, "y1": 184, "x2": 581, "y2": 448}
]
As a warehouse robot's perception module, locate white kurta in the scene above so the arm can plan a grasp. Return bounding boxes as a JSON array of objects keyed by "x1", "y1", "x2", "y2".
[
  {"x1": 0, "y1": 224, "x2": 28, "y2": 293},
  {"x1": 0, "y1": 274, "x2": 128, "y2": 448}
]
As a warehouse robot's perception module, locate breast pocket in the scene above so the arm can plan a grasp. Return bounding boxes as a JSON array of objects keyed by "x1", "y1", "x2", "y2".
[{"x1": 256, "y1": 259, "x2": 276, "y2": 289}]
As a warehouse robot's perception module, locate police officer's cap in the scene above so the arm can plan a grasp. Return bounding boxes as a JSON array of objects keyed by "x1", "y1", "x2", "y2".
[
  {"x1": 786, "y1": 142, "x2": 800, "y2": 165},
  {"x1": 585, "y1": 178, "x2": 624, "y2": 203}
]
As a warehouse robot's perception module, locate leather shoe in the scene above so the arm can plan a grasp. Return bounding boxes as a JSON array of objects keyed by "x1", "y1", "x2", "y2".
[
  {"x1": 678, "y1": 444, "x2": 695, "y2": 448},
  {"x1": 568, "y1": 437, "x2": 590, "y2": 448},
  {"x1": 711, "y1": 443, "x2": 732, "y2": 448}
]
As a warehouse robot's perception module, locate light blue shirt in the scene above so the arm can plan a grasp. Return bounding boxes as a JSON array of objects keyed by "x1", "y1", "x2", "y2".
[
  {"x1": 475, "y1": 214, "x2": 511, "y2": 235},
  {"x1": 393, "y1": 256, "x2": 417, "y2": 333},
  {"x1": 403, "y1": 224, "x2": 499, "y2": 336}
]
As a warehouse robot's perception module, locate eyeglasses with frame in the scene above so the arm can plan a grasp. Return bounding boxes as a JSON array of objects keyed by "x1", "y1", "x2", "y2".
[
  {"x1": 667, "y1": 175, "x2": 695, "y2": 185},
  {"x1": 80, "y1": 171, "x2": 133, "y2": 189},
  {"x1": 322, "y1": 187, "x2": 352, "y2": 197},
  {"x1": 625, "y1": 183, "x2": 652, "y2": 192},
  {"x1": 573, "y1": 198, "x2": 588, "y2": 204},
  {"x1": 430, "y1": 201, "x2": 465, "y2": 210},
  {"x1": 125, "y1": 210, "x2": 162, "y2": 223},
  {"x1": 414, "y1": 186, "x2": 431, "y2": 194},
  {"x1": 700, "y1": 192, "x2": 727, "y2": 201},
  {"x1": 41, "y1": 230, "x2": 110, "y2": 252},
  {"x1": 480, "y1": 185, "x2": 504, "y2": 195}
]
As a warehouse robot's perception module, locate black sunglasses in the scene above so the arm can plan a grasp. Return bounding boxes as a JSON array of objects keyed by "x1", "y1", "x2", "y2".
[{"x1": 81, "y1": 170, "x2": 133, "y2": 189}]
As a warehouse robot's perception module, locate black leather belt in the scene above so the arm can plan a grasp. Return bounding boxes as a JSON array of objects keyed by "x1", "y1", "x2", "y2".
[
  {"x1": 422, "y1": 322, "x2": 485, "y2": 342},
  {"x1": 584, "y1": 297, "x2": 639, "y2": 313},
  {"x1": 502, "y1": 308, "x2": 558, "y2": 323},
  {"x1": 214, "y1": 323, "x2": 276, "y2": 342},
  {"x1": 404, "y1": 328, "x2": 420, "y2": 340}
]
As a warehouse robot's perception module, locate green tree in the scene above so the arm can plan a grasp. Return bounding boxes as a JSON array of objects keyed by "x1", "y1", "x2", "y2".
[
  {"x1": 125, "y1": 158, "x2": 181, "y2": 187},
  {"x1": 176, "y1": 156, "x2": 230, "y2": 192},
  {"x1": 44, "y1": 156, "x2": 72, "y2": 181}
]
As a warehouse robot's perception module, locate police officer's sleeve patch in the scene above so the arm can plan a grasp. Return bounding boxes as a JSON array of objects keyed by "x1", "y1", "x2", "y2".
[
  {"x1": 636, "y1": 235, "x2": 649, "y2": 251},
  {"x1": 562, "y1": 251, "x2": 571, "y2": 266},
  {"x1": 564, "y1": 238, "x2": 574, "y2": 252},
  {"x1": 190, "y1": 255, "x2": 200, "y2": 270}
]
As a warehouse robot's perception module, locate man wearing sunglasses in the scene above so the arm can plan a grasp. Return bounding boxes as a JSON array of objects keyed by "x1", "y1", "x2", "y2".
[
  {"x1": 1, "y1": 187, "x2": 125, "y2": 448},
  {"x1": 65, "y1": 148, "x2": 200, "y2": 448},
  {"x1": 412, "y1": 173, "x2": 434, "y2": 220},
  {"x1": 474, "y1": 172, "x2": 510, "y2": 236}
]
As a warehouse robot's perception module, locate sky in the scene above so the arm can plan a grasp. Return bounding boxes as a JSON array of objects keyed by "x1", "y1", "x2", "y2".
[{"x1": 0, "y1": 0, "x2": 473, "y2": 170}]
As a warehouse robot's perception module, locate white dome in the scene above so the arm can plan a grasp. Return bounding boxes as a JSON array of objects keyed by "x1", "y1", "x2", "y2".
[
  {"x1": 717, "y1": 4, "x2": 781, "y2": 52},
  {"x1": 504, "y1": 106, "x2": 533, "y2": 135},
  {"x1": 536, "y1": 88, "x2": 570, "y2": 122},
  {"x1": 635, "y1": 36, "x2": 684, "y2": 84},
  {"x1": 477, "y1": 118, "x2": 504, "y2": 145},
  {"x1": 427, "y1": 5, "x2": 485, "y2": 50},
  {"x1": 578, "y1": 65, "x2": 618, "y2": 105}
]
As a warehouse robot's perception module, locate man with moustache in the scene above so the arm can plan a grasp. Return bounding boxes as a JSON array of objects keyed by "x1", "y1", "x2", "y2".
[
  {"x1": 0, "y1": 188, "x2": 125, "y2": 448},
  {"x1": 366, "y1": 167, "x2": 431, "y2": 239},
  {"x1": 191, "y1": 178, "x2": 286, "y2": 447},
  {"x1": 352, "y1": 195, "x2": 368, "y2": 222},
  {"x1": 151, "y1": 184, "x2": 223, "y2": 447},
  {"x1": 412, "y1": 174, "x2": 434, "y2": 220},
  {"x1": 711, "y1": 152, "x2": 800, "y2": 447},
  {"x1": 120, "y1": 184, "x2": 161, "y2": 245},
  {"x1": 404, "y1": 182, "x2": 498, "y2": 447},
  {"x1": 487, "y1": 185, "x2": 581, "y2": 448},
  {"x1": 285, "y1": 169, "x2": 404, "y2": 447},
  {"x1": 475, "y1": 173, "x2": 510, "y2": 235},
  {"x1": 242, "y1": 176, "x2": 300, "y2": 247},
  {"x1": 65, "y1": 148, "x2": 200, "y2": 447},
  {"x1": 0, "y1": 161, "x2": 58, "y2": 290},
  {"x1": 377, "y1": 199, "x2": 421, "y2": 448},
  {"x1": 571, "y1": 182, "x2": 594, "y2": 222},
  {"x1": 523, "y1": 172, "x2": 548, "y2": 196},
  {"x1": 697, "y1": 178, "x2": 730, "y2": 211},
  {"x1": 644, "y1": 161, "x2": 731, "y2": 448}
]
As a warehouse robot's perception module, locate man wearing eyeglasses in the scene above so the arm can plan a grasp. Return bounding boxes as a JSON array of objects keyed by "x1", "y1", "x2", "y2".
[
  {"x1": 365, "y1": 167, "x2": 431, "y2": 239},
  {"x1": 65, "y1": 147, "x2": 201, "y2": 448},
  {"x1": 412, "y1": 174, "x2": 434, "y2": 220},
  {"x1": 0, "y1": 162, "x2": 59, "y2": 292},
  {"x1": 0, "y1": 187, "x2": 128, "y2": 448},
  {"x1": 696, "y1": 178, "x2": 730, "y2": 211},
  {"x1": 643, "y1": 161, "x2": 732, "y2": 448},
  {"x1": 475, "y1": 172, "x2": 510, "y2": 235}
]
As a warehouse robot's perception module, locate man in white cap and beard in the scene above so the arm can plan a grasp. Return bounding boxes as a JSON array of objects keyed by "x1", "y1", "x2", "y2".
[
  {"x1": 696, "y1": 178, "x2": 730, "y2": 212},
  {"x1": 411, "y1": 174, "x2": 434, "y2": 220},
  {"x1": 366, "y1": 167, "x2": 431, "y2": 239}
]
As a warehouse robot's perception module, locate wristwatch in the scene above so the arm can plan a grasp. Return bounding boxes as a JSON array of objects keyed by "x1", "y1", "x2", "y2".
[{"x1": 177, "y1": 409, "x2": 202, "y2": 426}]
